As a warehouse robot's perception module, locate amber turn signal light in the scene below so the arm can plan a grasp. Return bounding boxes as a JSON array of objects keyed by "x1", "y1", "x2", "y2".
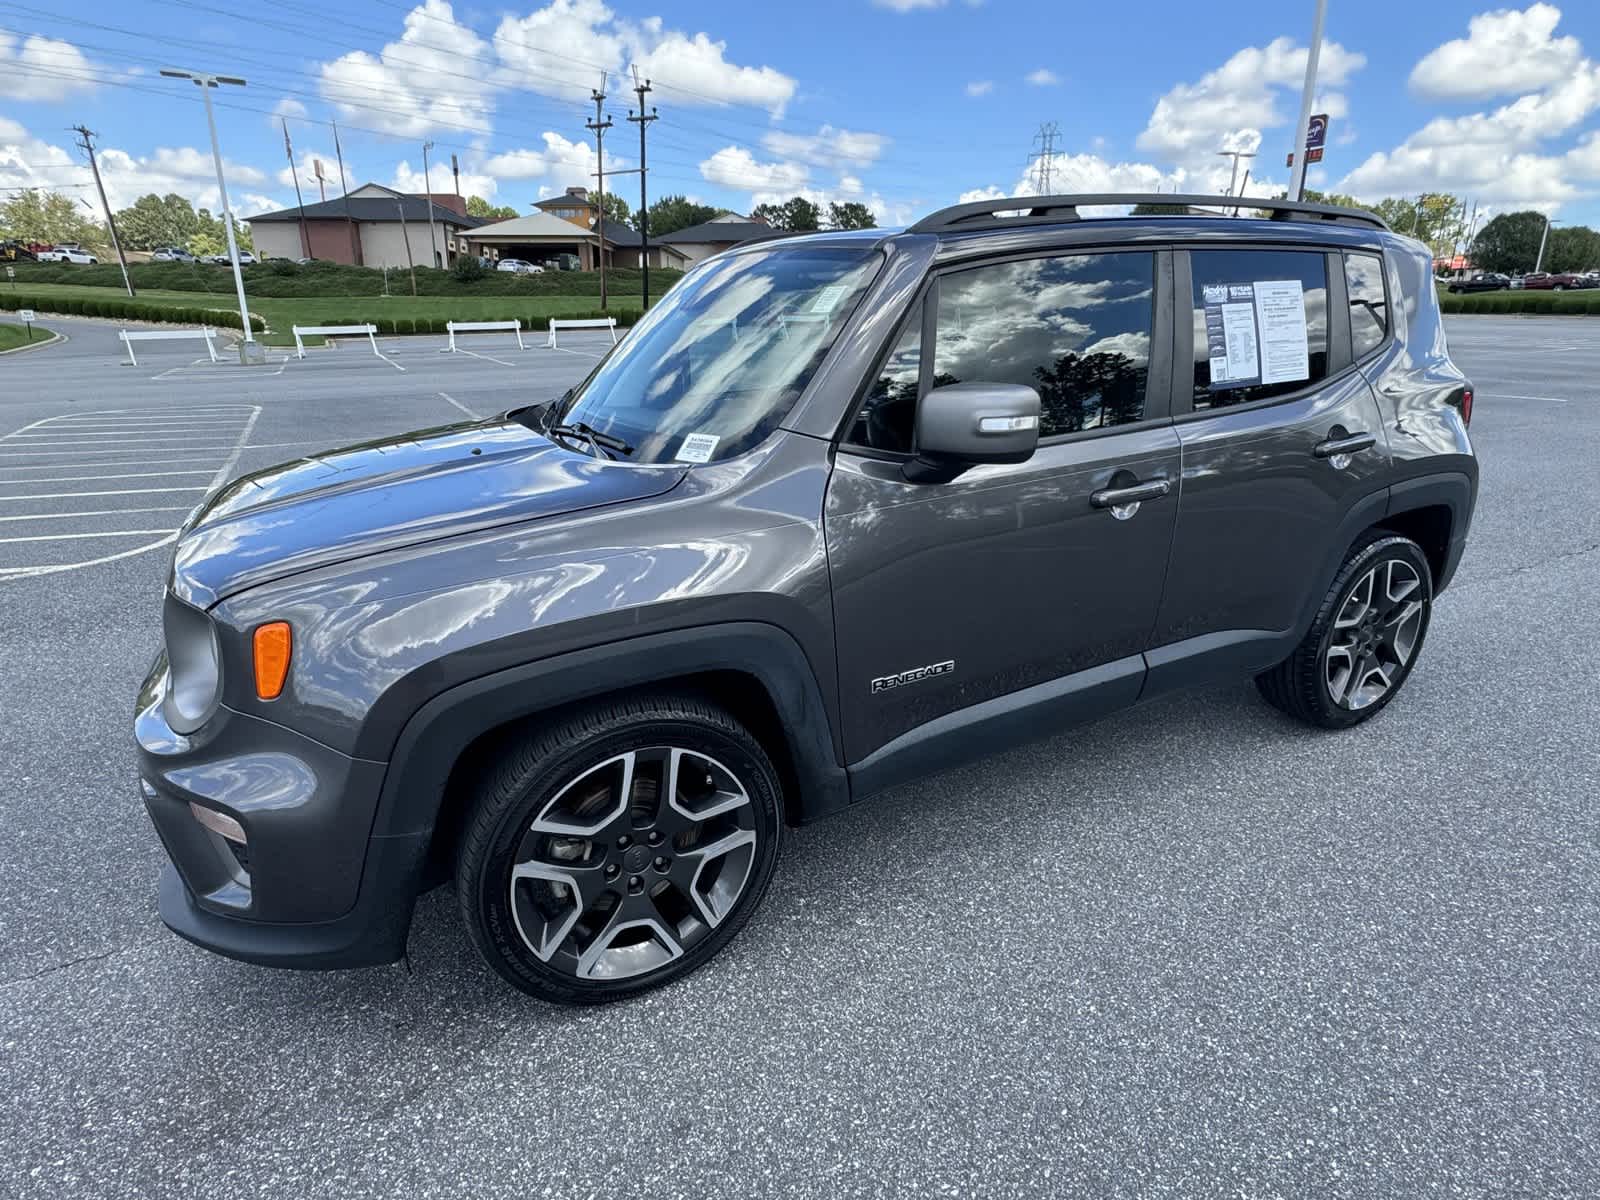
[{"x1": 253, "y1": 622, "x2": 292, "y2": 700}]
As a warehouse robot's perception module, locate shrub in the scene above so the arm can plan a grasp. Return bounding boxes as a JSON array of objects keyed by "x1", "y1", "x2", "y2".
[
  {"x1": 450, "y1": 256, "x2": 486, "y2": 283},
  {"x1": 267, "y1": 259, "x2": 300, "y2": 277}
]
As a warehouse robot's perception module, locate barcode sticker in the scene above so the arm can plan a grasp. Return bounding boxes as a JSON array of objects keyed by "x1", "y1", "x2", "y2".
[{"x1": 674, "y1": 432, "x2": 721, "y2": 463}]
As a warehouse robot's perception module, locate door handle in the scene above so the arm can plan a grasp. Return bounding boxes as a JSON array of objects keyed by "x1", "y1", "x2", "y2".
[
  {"x1": 1313, "y1": 432, "x2": 1377, "y2": 459},
  {"x1": 1090, "y1": 478, "x2": 1171, "y2": 510}
]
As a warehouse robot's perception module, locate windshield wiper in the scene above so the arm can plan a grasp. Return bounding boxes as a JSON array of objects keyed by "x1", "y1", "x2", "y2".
[{"x1": 547, "y1": 420, "x2": 634, "y2": 460}]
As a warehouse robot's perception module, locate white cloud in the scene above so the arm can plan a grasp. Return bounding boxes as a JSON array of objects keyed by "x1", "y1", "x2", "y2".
[
  {"x1": 1410, "y1": 3, "x2": 1581, "y2": 101},
  {"x1": 0, "y1": 31, "x2": 101, "y2": 101},
  {"x1": 699, "y1": 145, "x2": 809, "y2": 193},
  {"x1": 761, "y1": 124, "x2": 888, "y2": 168},
  {"x1": 1025, "y1": 68, "x2": 1060, "y2": 87},
  {"x1": 491, "y1": 0, "x2": 796, "y2": 115},
  {"x1": 319, "y1": 0, "x2": 498, "y2": 137},
  {"x1": 271, "y1": 97, "x2": 309, "y2": 123},
  {"x1": 482, "y1": 132, "x2": 617, "y2": 187},
  {"x1": 1339, "y1": 8, "x2": 1600, "y2": 212},
  {"x1": 392, "y1": 159, "x2": 499, "y2": 203},
  {"x1": 1137, "y1": 36, "x2": 1365, "y2": 177},
  {"x1": 966, "y1": 80, "x2": 994, "y2": 97},
  {"x1": 276, "y1": 146, "x2": 357, "y2": 193}
]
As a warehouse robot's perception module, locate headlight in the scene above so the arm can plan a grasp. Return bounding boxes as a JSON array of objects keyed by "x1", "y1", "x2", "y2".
[{"x1": 162, "y1": 593, "x2": 222, "y2": 734}]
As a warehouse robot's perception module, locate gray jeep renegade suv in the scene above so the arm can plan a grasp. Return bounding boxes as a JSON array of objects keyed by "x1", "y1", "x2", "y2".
[{"x1": 136, "y1": 193, "x2": 1477, "y2": 1003}]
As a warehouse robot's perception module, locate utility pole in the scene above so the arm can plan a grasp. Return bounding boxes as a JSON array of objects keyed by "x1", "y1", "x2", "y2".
[
  {"x1": 281, "y1": 118, "x2": 311, "y2": 259},
  {"x1": 1535, "y1": 215, "x2": 1559, "y2": 273},
  {"x1": 1028, "y1": 121, "x2": 1059, "y2": 194},
  {"x1": 422, "y1": 140, "x2": 440, "y2": 269},
  {"x1": 70, "y1": 124, "x2": 134, "y2": 297},
  {"x1": 450, "y1": 153, "x2": 461, "y2": 201},
  {"x1": 160, "y1": 68, "x2": 256, "y2": 356},
  {"x1": 627, "y1": 69, "x2": 657, "y2": 308},
  {"x1": 1287, "y1": 0, "x2": 1328, "y2": 202},
  {"x1": 332, "y1": 121, "x2": 359, "y2": 264},
  {"x1": 587, "y1": 76, "x2": 613, "y2": 310},
  {"x1": 394, "y1": 197, "x2": 418, "y2": 296}
]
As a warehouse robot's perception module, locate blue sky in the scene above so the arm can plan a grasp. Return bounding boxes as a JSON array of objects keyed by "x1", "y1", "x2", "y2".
[{"x1": 3, "y1": 0, "x2": 1599, "y2": 230}]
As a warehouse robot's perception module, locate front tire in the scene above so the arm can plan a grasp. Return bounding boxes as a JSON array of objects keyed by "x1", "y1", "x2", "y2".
[
  {"x1": 1256, "y1": 534, "x2": 1434, "y2": 729},
  {"x1": 455, "y1": 695, "x2": 783, "y2": 1004}
]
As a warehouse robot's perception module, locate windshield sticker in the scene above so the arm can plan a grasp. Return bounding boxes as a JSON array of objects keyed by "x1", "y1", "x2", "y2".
[
  {"x1": 809, "y1": 284, "x2": 851, "y2": 314},
  {"x1": 1202, "y1": 280, "x2": 1307, "y2": 389},
  {"x1": 674, "y1": 432, "x2": 721, "y2": 463}
]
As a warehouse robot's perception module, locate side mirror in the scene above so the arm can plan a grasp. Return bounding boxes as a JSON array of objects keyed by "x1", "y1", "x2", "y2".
[{"x1": 905, "y1": 382, "x2": 1041, "y2": 482}]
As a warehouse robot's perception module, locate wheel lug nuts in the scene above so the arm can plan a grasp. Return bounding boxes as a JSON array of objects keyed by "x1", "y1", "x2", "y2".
[
  {"x1": 617, "y1": 835, "x2": 632, "y2": 849},
  {"x1": 654, "y1": 856, "x2": 669, "y2": 871},
  {"x1": 647, "y1": 831, "x2": 661, "y2": 845},
  {"x1": 604, "y1": 864, "x2": 619, "y2": 878},
  {"x1": 627, "y1": 875, "x2": 643, "y2": 893}
]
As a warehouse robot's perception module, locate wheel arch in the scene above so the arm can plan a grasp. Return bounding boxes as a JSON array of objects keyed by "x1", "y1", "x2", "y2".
[{"x1": 369, "y1": 623, "x2": 852, "y2": 889}]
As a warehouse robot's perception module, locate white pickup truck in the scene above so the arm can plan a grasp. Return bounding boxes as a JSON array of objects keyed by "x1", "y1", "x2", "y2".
[{"x1": 37, "y1": 244, "x2": 98, "y2": 264}]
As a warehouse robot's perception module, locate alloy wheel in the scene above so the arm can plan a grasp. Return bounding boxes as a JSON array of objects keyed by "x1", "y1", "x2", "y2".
[
  {"x1": 1324, "y1": 558, "x2": 1426, "y2": 710},
  {"x1": 508, "y1": 747, "x2": 759, "y2": 982}
]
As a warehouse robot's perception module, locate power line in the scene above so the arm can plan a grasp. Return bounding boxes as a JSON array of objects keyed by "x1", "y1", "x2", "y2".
[{"x1": 1028, "y1": 122, "x2": 1059, "y2": 194}]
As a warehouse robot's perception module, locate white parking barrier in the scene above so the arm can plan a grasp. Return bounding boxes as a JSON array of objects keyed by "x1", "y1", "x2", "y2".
[
  {"x1": 293, "y1": 323, "x2": 379, "y2": 359},
  {"x1": 445, "y1": 319, "x2": 525, "y2": 352},
  {"x1": 547, "y1": 316, "x2": 619, "y2": 348},
  {"x1": 117, "y1": 326, "x2": 219, "y2": 367}
]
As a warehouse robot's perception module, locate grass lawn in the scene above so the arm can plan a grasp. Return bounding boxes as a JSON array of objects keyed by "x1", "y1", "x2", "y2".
[
  {"x1": 2, "y1": 282, "x2": 643, "y2": 335},
  {"x1": 0, "y1": 320, "x2": 53, "y2": 351}
]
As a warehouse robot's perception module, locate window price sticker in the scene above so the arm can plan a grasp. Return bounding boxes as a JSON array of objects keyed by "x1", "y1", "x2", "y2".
[{"x1": 674, "y1": 432, "x2": 721, "y2": 463}]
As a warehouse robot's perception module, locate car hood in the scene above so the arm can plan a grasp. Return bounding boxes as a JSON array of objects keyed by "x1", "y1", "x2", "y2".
[{"x1": 170, "y1": 417, "x2": 687, "y2": 607}]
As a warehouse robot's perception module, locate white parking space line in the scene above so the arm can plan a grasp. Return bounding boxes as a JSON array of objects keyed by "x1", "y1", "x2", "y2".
[
  {"x1": 150, "y1": 358, "x2": 212, "y2": 381},
  {"x1": 449, "y1": 347, "x2": 517, "y2": 367},
  {"x1": 550, "y1": 346, "x2": 605, "y2": 359},
  {"x1": 439, "y1": 392, "x2": 480, "y2": 419},
  {"x1": 0, "y1": 486, "x2": 210, "y2": 501},
  {"x1": 0, "y1": 405, "x2": 260, "y2": 579},
  {"x1": 1481, "y1": 392, "x2": 1572, "y2": 403},
  {"x1": 374, "y1": 349, "x2": 407, "y2": 372}
]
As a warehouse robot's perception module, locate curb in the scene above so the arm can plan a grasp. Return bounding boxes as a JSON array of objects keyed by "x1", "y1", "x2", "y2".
[{"x1": 0, "y1": 326, "x2": 65, "y2": 356}]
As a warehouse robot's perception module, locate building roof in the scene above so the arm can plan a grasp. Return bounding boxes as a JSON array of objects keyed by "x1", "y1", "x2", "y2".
[
  {"x1": 656, "y1": 220, "x2": 786, "y2": 246},
  {"x1": 460, "y1": 211, "x2": 599, "y2": 241},
  {"x1": 248, "y1": 191, "x2": 485, "y2": 227}
]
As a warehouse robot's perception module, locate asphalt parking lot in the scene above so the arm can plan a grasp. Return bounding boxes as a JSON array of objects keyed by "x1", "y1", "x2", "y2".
[{"x1": 1, "y1": 314, "x2": 1597, "y2": 1198}]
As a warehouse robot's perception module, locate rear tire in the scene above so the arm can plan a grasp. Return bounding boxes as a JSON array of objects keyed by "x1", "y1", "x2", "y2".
[
  {"x1": 1255, "y1": 534, "x2": 1434, "y2": 729},
  {"x1": 455, "y1": 694, "x2": 783, "y2": 1004}
]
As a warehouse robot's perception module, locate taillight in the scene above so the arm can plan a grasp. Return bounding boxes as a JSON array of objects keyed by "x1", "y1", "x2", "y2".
[
  {"x1": 1461, "y1": 387, "x2": 1473, "y2": 426},
  {"x1": 253, "y1": 622, "x2": 292, "y2": 700}
]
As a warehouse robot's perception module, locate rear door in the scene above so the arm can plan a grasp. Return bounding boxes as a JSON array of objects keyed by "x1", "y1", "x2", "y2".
[
  {"x1": 825, "y1": 247, "x2": 1181, "y2": 764},
  {"x1": 1151, "y1": 244, "x2": 1391, "y2": 656}
]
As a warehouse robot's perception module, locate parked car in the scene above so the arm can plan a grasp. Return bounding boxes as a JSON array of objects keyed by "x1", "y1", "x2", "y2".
[
  {"x1": 37, "y1": 244, "x2": 97, "y2": 264},
  {"x1": 1520, "y1": 271, "x2": 1593, "y2": 291},
  {"x1": 1446, "y1": 272, "x2": 1509, "y2": 293},
  {"x1": 1509, "y1": 275, "x2": 1525, "y2": 289},
  {"x1": 496, "y1": 258, "x2": 542, "y2": 274},
  {"x1": 137, "y1": 192, "x2": 1478, "y2": 1004},
  {"x1": 151, "y1": 247, "x2": 195, "y2": 262},
  {"x1": 1, "y1": 240, "x2": 39, "y2": 262},
  {"x1": 202, "y1": 251, "x2": 257, "y2": 266}
]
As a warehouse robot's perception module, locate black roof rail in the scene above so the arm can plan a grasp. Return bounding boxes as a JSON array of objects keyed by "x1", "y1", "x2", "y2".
[{"x1": 908, "y1": 193, "x2": 1389, "y2": 234}]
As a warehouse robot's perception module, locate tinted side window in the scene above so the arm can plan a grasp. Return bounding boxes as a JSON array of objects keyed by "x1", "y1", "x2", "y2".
[
  {"x1": 847, "y1": 310, "x2": 921, "y2": 452},
  {"x1": 1189, "y1": 250, "x2": 1328, "y2": 410},
  {"x1": 1345, "y1": 251, "x2": 1388, "y2": 357},
  {"x1": 933, "y1": 252, "x2": 1154, "y2": 437}
]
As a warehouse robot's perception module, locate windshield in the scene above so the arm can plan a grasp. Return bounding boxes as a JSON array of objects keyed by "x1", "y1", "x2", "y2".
[{"x1": 548, "y1": 245, "x2": 882, "y2": 464}]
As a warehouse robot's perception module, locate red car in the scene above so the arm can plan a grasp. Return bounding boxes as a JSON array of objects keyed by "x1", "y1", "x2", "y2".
[{"x1": 1520, "y1": 272, "x2": 1593, "y2": 291}]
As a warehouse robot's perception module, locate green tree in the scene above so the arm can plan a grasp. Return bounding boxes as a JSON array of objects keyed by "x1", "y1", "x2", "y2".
[
  {"x1": 0, "y1": 189, "x2": 108, "y2": 254},
  {"x1": 635, "y1": 194, "x2": 726, "y2": 236},
  {"x1": 1370, "y1": 193, "x2": 1462, "y2": 258},
  {"x1": 187, "y1": 208, "x2": 254, "y2": 257},
  {"x1": 753, "y1": 196, "x2": 821, "y2": 231},
  {"x1": 1469, "y1": 211, "x2": 1548, "y2": 274},
  {"x1": 113, "y1": 193, "x2": 201, "y2": 250},
  {"x1": 1543, "y1": 224, "x2": 1600, "y2": 273},
  {"x1": 596, "y1": 191, "x2": 630, "y2": 227},
  {"x1": 466, "y1": 195, "x2": 518, "y2": 220},
  {"x1": 827, "y1": 201, "x2": 876, "y2": 230}
]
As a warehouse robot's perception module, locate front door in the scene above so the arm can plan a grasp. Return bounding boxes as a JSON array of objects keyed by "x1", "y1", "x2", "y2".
[{"x1": 825, "y1": 248, "x2": 1180, "y2": 764}]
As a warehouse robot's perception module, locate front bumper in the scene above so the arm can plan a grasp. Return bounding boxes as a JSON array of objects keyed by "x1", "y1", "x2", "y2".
[{"x1": 136, "y1": 654, "x2": 427, "y2": 969}]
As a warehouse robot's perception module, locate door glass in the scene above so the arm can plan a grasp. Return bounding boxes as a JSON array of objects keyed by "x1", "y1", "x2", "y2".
[
  {"x1": 932, "y1": 252, "x2": 1155, "y2": 437},
  {"x1": 1345, "y1": 252, "x2": 1388, "y2": 357},
  {"x1": 1189, "y1": 250, "x2": 1329, "y2": 409},
  {"x1": 847, "y1": 310, "x2": 921, "y2": 452}
]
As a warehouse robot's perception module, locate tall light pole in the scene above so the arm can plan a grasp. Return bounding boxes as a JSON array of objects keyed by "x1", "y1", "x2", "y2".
[
  {"x1": 160, "y1": 68, "x2": 258, "y2": 360},
  {"x1": 421, "y1": 140, "x2": 440, "y2": 269},
  {"x1": 1287, "y1": 0, "x2": 1328, "y2": 202},
  {"x1": 1218, "y1": 149, "x2": 1256, "y2": 198},
  {"x1": 1535, "y1": 215, "x2": 1560, "y2": 273}
]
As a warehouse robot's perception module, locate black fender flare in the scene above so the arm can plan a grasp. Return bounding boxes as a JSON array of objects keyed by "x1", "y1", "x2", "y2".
[
  {"x1": 367, "y1": 621, "x2": 851, "y2": 844},
  {"x1": 1387, "y1": 470, "x2": 1476, "y2": 592}
]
